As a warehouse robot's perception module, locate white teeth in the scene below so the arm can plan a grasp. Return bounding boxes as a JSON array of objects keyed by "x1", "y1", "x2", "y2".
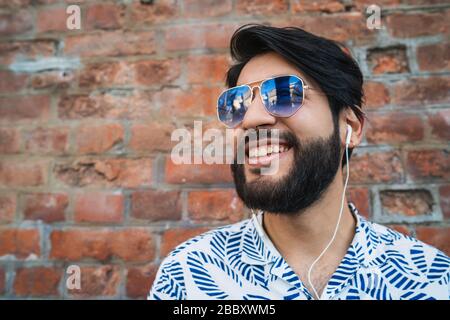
[
  {"x1": 248, "y1": 144, "x2": 289, "y2": 158},
  {"x1": 258, "y1": 146, "x2": 267, "y2": 157}
]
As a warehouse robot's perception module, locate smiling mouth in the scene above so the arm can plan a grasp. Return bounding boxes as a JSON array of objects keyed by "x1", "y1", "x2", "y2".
[{"x1": 245, "y1": 139, "x2": 293, "y2": 167}]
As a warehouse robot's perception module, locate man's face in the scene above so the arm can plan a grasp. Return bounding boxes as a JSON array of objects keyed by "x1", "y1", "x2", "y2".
[{"x1": 230, "y1": 52, "x2": 345, "y2": 214}]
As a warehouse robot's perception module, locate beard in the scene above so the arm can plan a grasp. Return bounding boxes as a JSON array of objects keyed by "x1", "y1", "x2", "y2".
[{"x1": 231, "y1": 123, "x2": 342, "y2": 215}]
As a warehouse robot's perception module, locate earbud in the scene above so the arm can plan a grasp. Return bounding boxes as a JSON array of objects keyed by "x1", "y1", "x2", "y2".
[{"x1": 345, "y1": 125, "x2": 352, "y2": 146}]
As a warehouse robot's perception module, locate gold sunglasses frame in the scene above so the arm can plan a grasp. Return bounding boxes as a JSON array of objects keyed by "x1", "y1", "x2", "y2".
[{"x1": 216, "y1": 74, "x2": 313, "y2": 128}]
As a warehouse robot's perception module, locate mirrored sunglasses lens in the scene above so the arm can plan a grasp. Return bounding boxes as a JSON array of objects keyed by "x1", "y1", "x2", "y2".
[
  {"x1": 260, "y1": 76, "x2": 304, "y2": 117},
  {"x1": 217, "y1": 86, "x2": 251, "y2": 127}
]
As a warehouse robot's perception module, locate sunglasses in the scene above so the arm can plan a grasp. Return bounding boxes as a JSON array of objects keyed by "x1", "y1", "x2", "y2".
[{"x1": 217, "y1": 74, "x2": 312, "y2": 128}]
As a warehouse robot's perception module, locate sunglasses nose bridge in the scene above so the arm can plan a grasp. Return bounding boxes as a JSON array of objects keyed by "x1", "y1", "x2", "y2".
[
  {"x1": 241, "y1": 85, "x2": 277, "y2": 130},
  {"x1": 248, "y1": 84, "x2": 263, "y2": 104}
]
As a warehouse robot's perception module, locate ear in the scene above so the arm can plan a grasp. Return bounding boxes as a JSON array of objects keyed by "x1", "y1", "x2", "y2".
[{"x1": 340, "y1": 107, "x2": 364, "y2": 148}]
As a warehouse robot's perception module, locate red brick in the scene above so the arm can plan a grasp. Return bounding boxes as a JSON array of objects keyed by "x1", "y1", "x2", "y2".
[
  {"x1": 34, "y1": 0, "x2": 59, "y2": 4},
  {"x1": 128, "y1": 0, "x2": 179, "y2": 27},
  {"x1": 350, "y1": 151, "x2": 404, "y2": 184},
  {"x1": 289, "y1": 12, "x2": 375, "y2": 44},
  {"x1": 386, "y1": 224, "x2": 411, "y2": 236},
  {"x1": 133, "y1": 59, "x2": 181, "y2": 86},
  {"x1": 112, "y1": 229, "x2": 155, "y2": 262},
  {"x1": 0, "y1": 160, "x2": 47, "y2": 187},
  {"x1": 36, "y1": 6, "x2": 68, "y2": 33},
  {"x1": 29, "y1": 70, "x2": 74, "y2": 89},
  {"x1": 85, "y1": 3, "x2": 126, "y2": 30},
  {"x1": 428, "y1": 110, "x2": 450, "y2": 141},
  {"x1": 365, "y1": 113, "x2": 424, "y2": 144},
  {"x1": 0, "y1": 40, "x2": 55, "y2": 65},
  {"x1": 439, "y1": 185, "x2": 450, "y2": 219},
  {"x1": 399, "y1": 0, "x2": 450, "y2": 4},
  {"x1": 0, "y1": 194, "x2": 16, "y2": 223},
  {"x1": 155, "y1": 85, "x2": 222, "y2": 117},
  {"x1": 0, "y1": 70, "x2": 27, "y2": 93},
  {"x1": 0, "y1": 9, "x2": 32, "y2": 36},
  {"x1": 186, "y1": 54, "x2": 230, "y2": 84},
  {"x1": 13, "y1": 267, "x2": 61, "y2": 297},
  {"x1": 131, "y1": 190, "x2": 182, "y2": 222},
  {"x1": 126, "y1": 264, "x2": 158, "y2": 299},
  {"x1": 406, "y1": 150, "x2": 449, "y2": 182},
  {"x1": 0, "y1": 128, "x2": 20, "y2": 154},
  {"x1": 291, "y1": 0, "x2": 345, "y2": 13},
  {"x1": 348, "y1": 188, "x2": 370, "y2": 218},
  {"x1": 54, "y1": 158, "x2": 152, "y2": 188},
  {"x1": 391, "y1": 77, "x2": 450, "y2": 107},
  {"x1": 161, "y1": 227, "x2": 211, "y2": 257},
  {"x1": 0, "y1": 228, "x2": 40, "y2": 258},
  {"x1": 184, "y1": 0, "x2": 232, "y2": 18},
  {"x1": 188, "y1": 190, "x2": 244, "y2": 222},
  {"x1": 64, "y1": 31, "x2": 155, "y2": 58},
  {"x1": 78, "y1": 59, "x2": 180, "y2": 88},
  {"x1": 24, "y1": 193, "x2": 68, "y2": 223},
  {"x1": 129, "y1": 122, "x2": 175, "y2": 153},
  {"x1": 68, "y1": 265, "x2": 121, "y2": 297},
  {"x1": 50, "y1": 228, "x2": 155, "y2": 262},
  {"x1": 0, "y1": 95, "x2": 50, "y2": 123},
  {"x1": 25, "y1": 127, "x2": 69, "y2": 155},
  {"x1": 165, "y1": 158, "x2": 233, "y2": 184},
  {"x1": 367, "y1": 46, "x2": 409, "y2": 74},
  {"x1": 0, "y1": 0, "x2": 32, "y2": 8},
  {"x1": 380, "y1": 189, "x2": 433, "y2": 217},
  {"x1": 386, "y1": 10, "x2": 449, "y2": 38},
  {"x1": 165, "y1": 23, "x2": 238, "y2": 51},
  {"x1": 416, "y1": 227, "x2": 450, "y2": 256},
  {"x1": 77, "y1": 61, "x2": 129, "y2": 88},
  {"x1": 236, "y1": 0, "x2": 288, "y2": 15},
  {"x1": 76, "y1": 123, "x2": 124, "y2": 154},
  {"x1": 74, "y1": 193, "x2": 123, "y2": 224},
  {"x1": 58, "y1": 91, "x2": 154, "y2": 120},
  {"x1": 353, "y1": 0, "x2": 400, "y2": 9},
  {"x1": 363, "y1": 81, "x2": 390, "y2": 109},
  {"x1": 417, "y1": 42, "x2": 450, "y2": 72}
]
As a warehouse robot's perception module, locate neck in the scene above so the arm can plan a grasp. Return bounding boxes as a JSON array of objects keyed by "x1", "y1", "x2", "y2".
[{"x1": 262, "y1": 169, "x2": 356, "y2": 260}]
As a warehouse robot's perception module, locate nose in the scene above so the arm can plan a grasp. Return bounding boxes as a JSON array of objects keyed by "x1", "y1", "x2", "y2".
[{"x1": 241, "y1": 86, "x2": 277, "y2": 130}]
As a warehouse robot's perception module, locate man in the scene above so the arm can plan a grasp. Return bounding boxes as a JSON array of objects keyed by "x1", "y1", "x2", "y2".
[{"x1": 148, "y1": 24, "x2": 449, "y2": 300}]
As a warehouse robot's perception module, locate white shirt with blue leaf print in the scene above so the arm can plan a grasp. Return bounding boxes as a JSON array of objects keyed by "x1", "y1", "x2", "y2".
[{"x1": 148, "y1": 203, "x2": 450, "y2": 300}]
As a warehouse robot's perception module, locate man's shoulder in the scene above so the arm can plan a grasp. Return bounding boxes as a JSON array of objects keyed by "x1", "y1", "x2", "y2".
[
  {"x1": 365, "y1": 219, "x2": 450, "y2": 280},
  {"x1": 162, "y1": 218, "x2": 251, "y2": 263},
  {"x1": 148, "y1": 218, "x2": 252, "y2": 299}
]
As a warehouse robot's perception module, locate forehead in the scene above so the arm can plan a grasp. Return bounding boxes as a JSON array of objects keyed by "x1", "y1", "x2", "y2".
[{"x1": 236, "y1": 52, "x2": 306, "y2": 86}]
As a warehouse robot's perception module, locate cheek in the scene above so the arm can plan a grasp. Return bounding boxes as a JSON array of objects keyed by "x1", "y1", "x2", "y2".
[{"x1": 282, "y1": 100, "x2": 334, "y2": 140}]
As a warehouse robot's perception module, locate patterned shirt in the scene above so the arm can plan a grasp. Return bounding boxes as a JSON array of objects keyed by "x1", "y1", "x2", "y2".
[{"x1": 148, "y1": 203, "x2": 450, "y2": 300}]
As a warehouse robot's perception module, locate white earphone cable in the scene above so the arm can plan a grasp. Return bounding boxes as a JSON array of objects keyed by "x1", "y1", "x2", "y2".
[{"x1": 307, "y1": 137, "x2": 351, "y2": 300}]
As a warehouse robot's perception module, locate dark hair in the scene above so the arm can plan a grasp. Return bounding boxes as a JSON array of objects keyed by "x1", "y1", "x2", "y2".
[{"x1": 225, "y1": 24, "x2": 366, "y2": 166}]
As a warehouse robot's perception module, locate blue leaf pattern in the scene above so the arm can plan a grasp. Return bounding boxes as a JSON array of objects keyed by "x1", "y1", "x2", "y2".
[{"x1": 149, "y1": 203, "x2": 450, "y2": 300}]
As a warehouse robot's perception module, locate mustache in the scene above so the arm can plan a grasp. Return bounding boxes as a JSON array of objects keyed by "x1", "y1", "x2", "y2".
[{"x1": 237, "y1": 129, "x2": 300, "y2": 150}]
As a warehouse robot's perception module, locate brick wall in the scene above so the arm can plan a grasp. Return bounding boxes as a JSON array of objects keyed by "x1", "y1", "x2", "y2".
[{"x1": 0, "y1": 0, "x2": 448, "y2": 299}]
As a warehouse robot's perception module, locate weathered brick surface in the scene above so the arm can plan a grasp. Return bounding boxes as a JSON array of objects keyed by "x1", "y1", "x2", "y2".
[{"x1": 0, "y1": 0, "x2": 448, "y2": 299}]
